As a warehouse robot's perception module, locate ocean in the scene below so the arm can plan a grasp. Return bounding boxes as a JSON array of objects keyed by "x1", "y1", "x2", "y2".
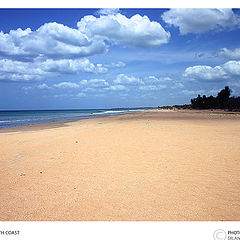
[{"x1": 0, "y1": 108, "x2": 153, "y2": 129}]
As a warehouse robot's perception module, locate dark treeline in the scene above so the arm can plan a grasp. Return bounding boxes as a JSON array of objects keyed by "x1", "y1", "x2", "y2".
[
  {"x1": 191, "y1": 86, "x2": 240, "y2": 111},
  {"x1": 158, "y1": 86, "x2": 240, "y2": 111}
]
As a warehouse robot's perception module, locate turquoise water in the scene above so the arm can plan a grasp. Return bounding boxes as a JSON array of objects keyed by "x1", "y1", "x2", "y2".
[{"x1": 0, "y1": 108, "x2": 152, "y2": 129}]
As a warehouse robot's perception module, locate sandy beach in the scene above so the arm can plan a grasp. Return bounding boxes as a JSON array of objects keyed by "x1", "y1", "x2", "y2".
[{"x1": 0, "y1": 110, "x2": 240, "y2": 221}]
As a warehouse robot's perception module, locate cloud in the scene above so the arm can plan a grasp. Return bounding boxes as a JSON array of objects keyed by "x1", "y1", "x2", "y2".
[
  {"x1": 81, "y1": 73, "x2": 177, "y2": 92},
  {"x1": 183, "y1": 60, "x2": 240, "y2": 81},
  {"x1": 113, "y1": 74, "x2": 143, "y2": 85},
  {"x1": 88, "y1": 79, "x2": 109, "y2": 88},
  {"x1": 144, "y1": 76, "x2": 161, "y2": 84},
  {"x1": 36, "y1": 83, "x2": 51, "y2": 89},
  {"x1": 107, "y1": 85, "x2": 128, "y2": 91},
  {"x1": 52, "y1": 78, "x2": 128, "y2": 92},
  {"x1": 95, "y1": 64, "x2": 108, "y2": 73},
  {"x1": 0, "y1": 13, "x2": 172, "y2": 84},
  {"x1": 0, "y1": 21, "x2": 109, "y2": 82},
  {"x1": 52, "y1": 79, "x2": 109, "y2": 90},
  {"x1": 104, "y1": 61, "x2": 126, "y2": 68},
  {"x1": 181, "y1": 90, "x2": 196, "y2": 95},
  {"x1": 110, "y1": 74, "x2": 182, "y2": 91},
  {"x1": 183, "y1": 65, "x2": 228, "y2": 81},
  {"x1": 79, "y1": 80, "x2": 88, "y2": 85},
  {"x1": 162, "y1": 8, "x2": 240, "y2": 35},
  {"x1": 23, "y1": 81, "x2": 83, "y2": 92},
  {"x1": 0, "y1": 59, "x2": 45, "y2": 76},
  {"x1": 143, "y1": 75, "x2": 183, "y2": 89},
  {"x1": 222, "y1": 60, "x2": 240, "y2": 75},
  {"x1": 0, "y1": 22, "x2": 107, "y2": 61},
  {"x1": 0, "y1": 13, "x2": 170, "y2": 64},
  {"x1": 53, "y1": 82, "x2": 80, "y2": 89},
  {"x1": 42, "y1": 58, "x2": 108, "y2": 74},
  {"x1": 0, "y1": 72, "x2": 44, "y2": 82},
  {"x1": 144, "y1": 76, "x2": 173, "y2": 84},
  {"x1": 21, "y1": 72, "x2": 181, "y2": 95},
  {"x1": 97, "y1": 8, "x2": 120, "y2": 16},
  {"x1": 22, "y1": 83, "x2": 51, "y2": 91},
  {"x1": 218, "y1": 48, "x2": 240, "y2": 59},
  {"x1": 77, "y1": 13, "x2": 170, "y2": 48},
  {"x1": 139, "y1": 85, "x2": 166, "y2": 91},
  {"x1": 159, "y1": 76, "x2": 173, "y2": 82},
  {"x1": 0, "y1": 58, "x2": 107, "y2": 82}
]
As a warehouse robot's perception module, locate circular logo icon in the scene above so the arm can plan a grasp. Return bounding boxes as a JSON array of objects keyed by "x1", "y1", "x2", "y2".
[{"x1": 213, "y1": 229, "x2": 226, "y2": 240}]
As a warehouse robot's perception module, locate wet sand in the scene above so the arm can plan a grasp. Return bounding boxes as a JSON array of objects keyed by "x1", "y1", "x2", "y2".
[{"x1": 0, "y1": 110, "x2": 240, "y2": 220}]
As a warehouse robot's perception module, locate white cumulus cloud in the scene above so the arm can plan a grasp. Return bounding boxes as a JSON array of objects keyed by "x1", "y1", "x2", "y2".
[
  {"x1": 162, "y1": 8, "x2": 240, "y2": 35},
  {"x1": 0, "y1": 13, "x2": 171, "y2": 83},
  {"x1": 0, "y1": 22, "x2": 107, "y2": 61},
  {"x1": 0, "y1": 13, "x2": 170, "y2": 64},
  {"x1": 184, "y1": 60, "x2": 240, "y2": 81},
  {"x1": 183, "y1": 65, "x2": 228, "y2": 81},
  {"x1": 77, "y1": 13, "x2": 170, "y2": 48},
  {"x1": 0, "y1": 59, "x2": 44, "y2": 75},
  {"x1": 42, "y1": 58, "x2": 107, "y2": 74},
  {"x1": 222, "y1": 60, "x2": 240, "y2": 75}
]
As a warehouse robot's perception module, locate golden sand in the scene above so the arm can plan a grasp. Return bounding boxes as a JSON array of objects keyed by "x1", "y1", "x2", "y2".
[{"x1": 0, "y1": 110, "x2": 240, "y2": 220}]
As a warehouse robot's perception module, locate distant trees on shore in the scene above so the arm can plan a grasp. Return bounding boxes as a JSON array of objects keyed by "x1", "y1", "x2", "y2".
[
  {"x1": 158, "y1": 86, "x2": 240, "y2": 111},
  {"x1": 191, "y1": 86, "x2": 240, "y2": 110}
]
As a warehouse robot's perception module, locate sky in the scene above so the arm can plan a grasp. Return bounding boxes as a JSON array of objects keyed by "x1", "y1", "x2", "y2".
[{"x1": 1, "y1": 8, "x2": 240, "y2": 110}]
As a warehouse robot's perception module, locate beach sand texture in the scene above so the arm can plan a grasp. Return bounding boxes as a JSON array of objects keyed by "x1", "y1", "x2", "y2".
[{"x1": 0, "y1": 110, "x2": 240, "y2": 220}]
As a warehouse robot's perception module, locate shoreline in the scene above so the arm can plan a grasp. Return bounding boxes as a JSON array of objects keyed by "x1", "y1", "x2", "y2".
[
  {"x1": 0, "y1": 110, "x2": 149, "y2": 133},
  {"x1": 1, "y1": 109, "x2": 240, "y2": 133}
]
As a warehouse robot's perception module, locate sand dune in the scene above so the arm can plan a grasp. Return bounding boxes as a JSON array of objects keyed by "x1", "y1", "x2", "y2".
[{"x1": 0, "y1": 110, "x2": 240, "y2": 220}]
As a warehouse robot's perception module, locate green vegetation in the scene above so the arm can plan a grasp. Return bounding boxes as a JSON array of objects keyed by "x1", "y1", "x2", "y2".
[{"x1": 158, "y1": 86, "x2": 240, "y2": 111}]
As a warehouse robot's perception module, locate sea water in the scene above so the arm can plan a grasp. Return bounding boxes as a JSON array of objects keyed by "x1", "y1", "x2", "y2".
[{"x1": 0, "y1": 108, "x2": 151, "y2": 129}]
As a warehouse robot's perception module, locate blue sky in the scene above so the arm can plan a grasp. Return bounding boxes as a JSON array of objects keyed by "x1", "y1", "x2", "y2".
[{"x1": 1, "y1": 8, "x2": 240, "y2": 110}]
